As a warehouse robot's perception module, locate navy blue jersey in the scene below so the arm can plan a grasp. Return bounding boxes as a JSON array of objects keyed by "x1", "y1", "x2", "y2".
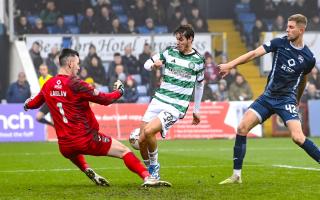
[{"x1": 263, "y1": 36, "x2": 316, "y2": 100}]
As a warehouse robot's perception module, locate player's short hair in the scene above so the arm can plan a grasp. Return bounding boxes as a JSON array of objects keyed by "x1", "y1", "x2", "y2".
[
  {"x1": 59, "y1": 48, "x2": 79, "y2": 66},
  {"x1": 174, "y1": 24, "x2": 194, "y2": 41},
  {"x1": 288, "y1": 14, "x2": 307, "y2": 28}
]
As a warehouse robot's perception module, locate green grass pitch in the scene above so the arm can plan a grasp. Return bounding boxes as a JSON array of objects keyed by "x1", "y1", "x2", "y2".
[{"x1": 0, "y1": 138, "x2": 319, "y2": 200}]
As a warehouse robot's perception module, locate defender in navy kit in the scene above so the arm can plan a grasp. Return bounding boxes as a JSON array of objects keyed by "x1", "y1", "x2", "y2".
[{"x1": 218, "y1": 14, "x2": 320, "y2": 184}]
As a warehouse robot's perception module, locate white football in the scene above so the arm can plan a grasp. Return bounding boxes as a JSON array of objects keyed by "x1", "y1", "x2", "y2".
[{"x1": 129, "y1": 128, "x2": 140, "y2": 150}]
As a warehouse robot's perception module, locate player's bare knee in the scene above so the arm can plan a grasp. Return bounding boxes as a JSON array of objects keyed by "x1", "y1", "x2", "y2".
[
  {"x1": 237, "y1": 124, "x2": 249, "y2": 135},
  {"x1": 143, "y1": 126, "x2": 155, "y2": 139},
  {"x1": 291, "y1": 133, "x2": 305, "y2": 145}
]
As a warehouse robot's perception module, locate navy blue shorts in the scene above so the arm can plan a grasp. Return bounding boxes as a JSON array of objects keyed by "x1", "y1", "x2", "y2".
[{"x1": 249, "y1": 94, "x2": 299, "y2": 125}]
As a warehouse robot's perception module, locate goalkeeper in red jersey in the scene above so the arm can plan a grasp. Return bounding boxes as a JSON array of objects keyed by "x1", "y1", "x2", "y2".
[{"x1": 24, "y1": 48, "x2": 170, "y2": 187}]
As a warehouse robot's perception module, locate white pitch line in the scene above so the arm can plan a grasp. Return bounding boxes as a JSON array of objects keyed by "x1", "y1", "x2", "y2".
[
  {"x1": 272, "y1": 164, "x2": 320, "y2": 171},
  {"x1": 0, "y1": 164, "x2": 264, "y2": 173}
]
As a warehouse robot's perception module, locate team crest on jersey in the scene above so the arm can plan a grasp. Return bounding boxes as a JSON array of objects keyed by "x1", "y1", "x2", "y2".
[
  {"x1": 54, "y1": 80, "x2": 62, "y2": 89},
  {"x1": 188, "y1": 62, "x2": 195, "y2": 69},
  {"x1": 298, "y1": 55, "x2": 304, "y2": 64}
]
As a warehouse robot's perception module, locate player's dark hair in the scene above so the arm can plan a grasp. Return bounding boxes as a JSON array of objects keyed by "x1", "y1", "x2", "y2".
[
  {"x1": 173, "y1": 24, "x2": 194, "y2": 40},
  {"x1": 59, "y1": 48, "x2": 79, "y2": 66}
]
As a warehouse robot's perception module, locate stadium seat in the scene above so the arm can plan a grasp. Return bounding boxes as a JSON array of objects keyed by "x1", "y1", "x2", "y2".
[
  {"x1": 97, "y1": 86, "x2": 109, "y2": 93},
  {"x1": 112, "y1": 4, "x2": 124, "y2": 15},
  {"x1": 131, "y1": 74, "x2": 142, "y2": 85},
  {"x1": 27, "y1": 15, "x2": 39, "y2": 26},
  {"x1": 46, "y1": 25, "x2": 54, "y2": 34},
  {"x1": 118, "y1": 14, "x2": 128, "y2": 25},
  {"x1": 237, "y1": 13, "x2": 256, "y2": 23},
  {"x1": 64, "y1": 15, "x2": 77, "y2": 25},
  {"x1": 137, "y1": 96, "x2": 151, "y2": 103},
  {"x1": 137, "y1": 85, "x2": 148, "y2": 95},
  {"x1": 77, "y1": 14, "x2": 84, "y2": 25},
  {"x1": 68, "y1": 25, "x2": 80, "y2": 34},
  {"x1": 155, "y1": 26, "x2": 168, "y2": 34},
  {"x1": 234, "y1": 3, "x2": 250, "y2": 13},
  {"x1": 243, "y1": 22, "x2": 254, "y2": 34}
]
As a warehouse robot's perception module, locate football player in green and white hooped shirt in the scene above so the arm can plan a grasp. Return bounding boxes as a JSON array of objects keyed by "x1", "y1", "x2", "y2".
[{"x1": 138, "y1": 24, "x2": 205, "y2": 184}]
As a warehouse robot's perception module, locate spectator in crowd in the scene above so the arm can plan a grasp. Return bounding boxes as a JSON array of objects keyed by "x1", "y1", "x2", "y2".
[
  {"x1": 201, "y1": 79, "x2": 215, "y2": 102},
  {"x1": 188, "y1": 6, "x2": 208, "y2": 32},
  {"x1": 86, "y1": 56, "x2": 107, "y2": 86},
  {"x1": 148, "y1": 68, "x2": 162, "y2": 96},
  {"x1": 308, "y1": 67, "x2": 320, "y2": 90},
  {"x1": 308, "y1": 14, "x2": 320, "y2": 31},
  {"x1": 251, "y1": 19, "x2": 266, "y2": 49},
  {"x1": 29, "y1": 41, "x2": 43, "y2": 75},
  {"x1": 272, "y1": 15, "x2": 285, "y2": 32},
  {"x1": 224, "y1": 68, "x2": 240, "y2": 89},
  {"x1": 301, "y1": 83, "x2": 320, "y2": 103},
  {"x1": 96, "y1": 5, "x2": 115, "y2": 33},
  {"x1": 82, "y1": 44, "x2": 103, "y2": 69},
  {"x1": 32, "y1": 18, "x2": 48, "y2": 34},
  {"x1": 138, "y1": 43, "x2": 152, "y2": 84},
  {"x1": 125, "y1": 17, "x2": 139, "y2": 34},
  {"x1": 276, "y1": 0, "x2": 295, "y2": 20},
  {"x1": 123, "y1": 75, "x2": 139, "y2": 103},
  {"x1": 180, "y1": 17, "x2": 189, "y2": 26},
  {"x1": 181, "y1": 0, "x2": 198, "y2": 19},
  {"x1": 51, "y1": 15, "x2": 70, "y2": 34},
  {"x1": 166, "y1": 0, "x2": 181, "y2": 23},
  {"x1": 108, "y1": 64, "x2": 127, "y2": 91},
  {"x1": 6, "y1": 72, "x2": 31, "y2": 103},
  {"x1": 108, "y1": 52, "x2": 127, "y2": 80},
  {"x1": 143, "y1": 18, "x2": 156, "y2": 33},
  {"x1": 204, "y1": 52, "x2": 219, "y2": 84},
  {"x1": 15, "y1": 15, "x2": 32, "y2": 35},
  {"x1": 45, "y1": 46, "x2": 59, "y2": 76},
  {"x1": 168, "y1": 7, "x2": 184, "y2": 32},
  {"x1": 228, "y1": 74, "x2": 253, "y2": 101},
  {"x1": 261, "y1": 0, "x2": 278, "y2": 21},
  {"x1": 93, "y1": 0, "x2": 112, "y2": 14},
  {"x1": 147, "y1": 0, "x2": 166, "y2": 25},
  {"x1": 294, "y1": 0, "x2": 310, "y2": 18},
  {"x1": 193, "y1": 18, "x2": 208, "y2": 32},
  {"x1": 110, "y1": 18, "x2": 127, "y2": 34},
  {"x1": 40, "y1": 1, "x2": 61, "y2": 25},
  {"x1": 214, "y1": 79, "x2": 229, "y2": 101},
  {"x1": 122, "y1": 46, "x2": 140, "y2": 74},
  {"x1": 38, "y1": 64, "x2": 52, "y2": 89},
  {"x1": 130, "y1": 0, "x2": 148, "y2": 26},
  {"x1": 80, "y1": 7, "x2": 97, "y2": 33}
]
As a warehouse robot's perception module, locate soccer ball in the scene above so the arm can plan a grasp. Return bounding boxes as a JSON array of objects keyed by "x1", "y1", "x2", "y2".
[{"x1": 129, "y1": 128, "x2": 140, "y2": 150}]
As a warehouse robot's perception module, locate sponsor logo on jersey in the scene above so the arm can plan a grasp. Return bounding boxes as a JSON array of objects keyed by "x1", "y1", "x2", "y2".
[
  {"x1": 54, "y1": 80, "x2": 62, "y2": 89},
  {"x1": 50, "y1": 91, "x2": 67, "y2": 97},
  {"x1": 188, "y1": 62, "x2": 195, "y2": 69},
  {"x1": 281, "y1": 64, "x2": 295, "y2": 73},
  {"x1": 298, "y1": 55, "x2": 304, "y2": 63}
]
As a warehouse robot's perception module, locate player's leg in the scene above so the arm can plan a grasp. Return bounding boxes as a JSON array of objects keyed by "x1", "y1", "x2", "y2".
[
  {"x1": 107, "y1": 137, "x2": 171, "y2": 187},
  {"x1": 36, "y1": 104, "x2": 54, "y2": 126},
  {"x1": 138, "y1": 121, "x2": 151, "y2": 167},
  {"x1": 286, "y1": 120, "x2": 320, "y2": 163}
]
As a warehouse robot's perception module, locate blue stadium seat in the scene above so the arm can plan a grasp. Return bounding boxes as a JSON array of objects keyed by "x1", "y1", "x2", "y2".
[
  {"x1": 237, "y1": 13, "x2": 256, "y2": 23},
  {"x1": 137, "y1": 85, "x2": 147, "y2": 95},
  {"x1": 112, "y1": 4, "x2": 124, "y2": 15},
  {"x1": 68, "y1": 25, "x2": 80, "y2": 34},
  {"x1": 118, "y1": 14, "x2": 128, "y2": 25},
  {"x1": 137, "y1": 26, "x2": 149, "y2": 34},
  {"x1": 234, "y1": 3, "x2": 250, "y2": 13},
  {"x1": 77, "y1": 14, "x2": 84, "y2": 25},
  {"x1": 27, "y1": 15, "x2": 39, "y2": 26},
  {"x1": 64, "y1": 15, "x2": 76, "y2": 25},
  {"x1": 46, "y1": 26, "x2": 54, "y2": 34},
  {"x1": 243, "y1": 22, "x2": 254, "y2": 34},
  {"x1": 137, "y1": 96, "x2": 151, "y2": 103},
  {"x1": 155, "y1": 26, "x2": 168, "y2": 33},
  {"x1": 131, "y1": 74, "x2": 142, "y2": 85}
]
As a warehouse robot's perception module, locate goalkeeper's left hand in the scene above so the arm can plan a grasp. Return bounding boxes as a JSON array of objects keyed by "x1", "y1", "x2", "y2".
[
  {"x1": 23, "y1": 97, "x2": 32, "y2": 111},
  {"x1": 113, "y1": 80, "x2": 124, "y2": 95}
]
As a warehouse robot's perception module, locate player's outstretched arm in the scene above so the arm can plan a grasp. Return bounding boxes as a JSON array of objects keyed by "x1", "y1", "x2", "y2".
[
  {"x1": 24, "y1": 93, "x2": 45, "y2": 111},
  {"x1": 219, "y1": 46, "x2": 267, "y2": 78},
  {"x1": 192, "y1": 81, "x2": 204, "y2": 125},
  {"x1": 144, "y1": 53, "x2": 163, "y2": 71}
]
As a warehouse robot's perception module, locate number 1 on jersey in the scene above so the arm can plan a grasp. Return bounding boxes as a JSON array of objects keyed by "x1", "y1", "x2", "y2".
[{"x1": 57, "y1": 102, "x2": 68, "y2": 123}]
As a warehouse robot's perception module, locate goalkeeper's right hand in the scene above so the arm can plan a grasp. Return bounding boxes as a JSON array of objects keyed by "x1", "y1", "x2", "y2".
[
  {"x1": 113, "y1": 80, "x2": 124, "y2": 95},
  {"x1": 23, "y1": 98, "x2": 32, "y2": 111}
]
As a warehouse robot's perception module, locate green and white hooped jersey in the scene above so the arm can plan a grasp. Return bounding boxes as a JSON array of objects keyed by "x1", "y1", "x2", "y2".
[{"x1": 153, "y1": 46, "x2": 205, "y2": 118}]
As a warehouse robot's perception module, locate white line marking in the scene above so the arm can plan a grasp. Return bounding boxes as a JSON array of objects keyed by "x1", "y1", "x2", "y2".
[
  {"x1": 272, "y1": 164, "x2": 320, "y2": 171},
  {"x1": 0, "y1": 164, "x2": 264, "y2": 173}
]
